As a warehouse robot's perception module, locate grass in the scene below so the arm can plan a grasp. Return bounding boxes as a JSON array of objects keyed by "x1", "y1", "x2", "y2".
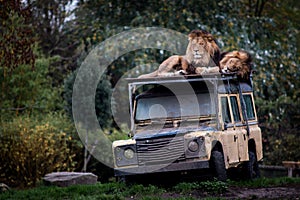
[
  {"x1": 1, "y1": 177, "x2": 299, "y2": 200},
  {"x1": 228, "y1": 176, "x2": 300, "y2": 188},
  {"x1": 173, "y1": 179, "x2": 227, "y2": 195},
  {"x1": 0, "y1": 182, "x2": 166, "y2": 200}
]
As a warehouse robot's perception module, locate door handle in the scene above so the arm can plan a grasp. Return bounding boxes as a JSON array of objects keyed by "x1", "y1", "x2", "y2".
[{"x1": 234, "y1": 135, "x2": 238, "y2": 142}]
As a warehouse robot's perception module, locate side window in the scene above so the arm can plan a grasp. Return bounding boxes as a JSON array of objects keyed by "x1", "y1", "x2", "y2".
[
  {"x1": 221, "y1": 97, "x2": 231, "y2": 123},
  {"x1": 243, "y1": 94, "x2": 255, "y2": 120},
  {"x1": 230, "y1": 96, "x2": 241, "y2": 122}
]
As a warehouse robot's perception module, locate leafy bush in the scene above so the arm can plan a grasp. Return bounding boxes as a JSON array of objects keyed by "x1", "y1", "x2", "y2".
[
  {"x1": 0, "y1": 113, "x2": 81, "y2": 188},
  {"x1": 256, "y1": 96, "x2": 300, "y2": 165},
  {"x1": 0, "y1": 58, "x2": 64, "y2": 121}
]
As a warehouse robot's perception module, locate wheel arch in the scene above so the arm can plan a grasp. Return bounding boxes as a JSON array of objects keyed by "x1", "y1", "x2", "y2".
[{"x1": 212, "y1": 140, "x2": 224, "y2": 154}]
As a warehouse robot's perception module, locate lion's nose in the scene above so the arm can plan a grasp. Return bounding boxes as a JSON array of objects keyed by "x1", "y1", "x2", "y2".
[{"x1": 222, "y1": 68, "x2": 228, "y2": 73}]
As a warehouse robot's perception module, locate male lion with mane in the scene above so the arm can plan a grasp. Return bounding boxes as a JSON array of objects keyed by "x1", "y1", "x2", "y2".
[{"x1": 138, "y1": 30, "x2": 221, "y2": 78}]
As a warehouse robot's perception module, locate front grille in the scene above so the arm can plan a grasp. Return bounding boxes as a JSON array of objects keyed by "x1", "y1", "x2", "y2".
[{"x1": 136, "y1": 135, "x2": 185, "y2": 166}]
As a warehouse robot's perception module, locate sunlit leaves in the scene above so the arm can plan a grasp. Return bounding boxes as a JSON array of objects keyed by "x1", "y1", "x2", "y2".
[{"x1": 0, "y1": 113, "x2": 80, "y2": 188}]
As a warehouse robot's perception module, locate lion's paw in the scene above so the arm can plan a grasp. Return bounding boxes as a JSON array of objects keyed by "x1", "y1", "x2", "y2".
[{"x1": 195, "y1": 67, "x2": 207, "y2": 75}]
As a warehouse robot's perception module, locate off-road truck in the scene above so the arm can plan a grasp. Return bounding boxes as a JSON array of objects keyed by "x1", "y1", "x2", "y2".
[{"x1": 112, "y1": 74, "x2": 262, "y2": 181}]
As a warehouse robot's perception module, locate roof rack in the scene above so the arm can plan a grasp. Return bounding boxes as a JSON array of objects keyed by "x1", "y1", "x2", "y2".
[{"x1": 126, "y1": 73, "x2": 239, "y2": 85}]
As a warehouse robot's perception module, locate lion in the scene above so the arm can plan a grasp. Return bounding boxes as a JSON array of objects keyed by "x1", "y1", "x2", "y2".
[
  {"x1": 138, "y1": 30, "x2": 221, "y2": 78},
  {"x1": 219, "y1": 50, "x2": 252, "y2": 79}
]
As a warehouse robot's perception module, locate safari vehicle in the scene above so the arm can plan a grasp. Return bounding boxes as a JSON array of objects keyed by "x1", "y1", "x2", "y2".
[{"x1": 112, "y1": 74, "x2": 262, "y2": 181}]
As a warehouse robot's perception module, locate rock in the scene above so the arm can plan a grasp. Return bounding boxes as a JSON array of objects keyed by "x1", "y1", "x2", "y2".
[
  {"x1": 0, "y1": 183, "x2": 10, "y2": 193},
  {"x1": 43, "y1": 172, "x2": 98, "y2": 187}
]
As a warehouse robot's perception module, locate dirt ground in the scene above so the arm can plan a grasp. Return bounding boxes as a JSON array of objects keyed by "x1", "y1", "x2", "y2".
[
  {"x1": 129, "y1": 184, "x2": 300, "y2": 200},
  {"x1": 166, "y1": 184, "x2": 300, "y2": 199},
  {"x1": 213, "y1": 185, "x2": 299, "y2": 199}
]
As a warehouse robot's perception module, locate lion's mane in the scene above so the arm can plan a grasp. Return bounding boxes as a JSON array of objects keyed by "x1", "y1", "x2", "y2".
[{"x1": 185, "y1": 30, "x2": 220, "y2": 69}]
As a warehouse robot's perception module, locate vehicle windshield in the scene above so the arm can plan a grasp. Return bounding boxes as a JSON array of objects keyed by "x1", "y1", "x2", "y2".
[{"x1": 135, "y1": 92, "x2": 215, "y2": 122}]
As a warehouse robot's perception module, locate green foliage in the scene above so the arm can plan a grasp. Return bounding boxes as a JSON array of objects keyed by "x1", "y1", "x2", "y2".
[
  {"x1": 228, "y1": 177, "x2": 300, "y2": 188},
  {"x1": 0, "y1": 113, "x2": 81, "y2": 188},
  {"x1": 173, "y1": 182, "x2": 199, "y2": 194},
  {"x1": 28, "y1": 0, "x2": 80, "y2": 84},
  {"x1": 173, "y1": 179, "x2": 228, "y2": 195},
  {"x1": 63, "y1": 69, "x2": 113, "y2": 128},
  {"x1": 0, "y1": 56, "x2": 64, "y2": 120},
  {"x1": 0, "y1": 1, "x2": 35, "y2": 71},
  {"x1": 198, "y1": 180, "x2": 228, "y2": 194},
  {"x1": 0, "y1": 182, "x2": 166, "y2": 200},
  {"x1": 1, "y1": 177, "x2": 300, "y2": 200},
  {"x1": 256, "y1": 96, "x2": 300, "y2": 165},
  {"x1": 72, "y1": 0, "x2": 299, "y2": 101}
]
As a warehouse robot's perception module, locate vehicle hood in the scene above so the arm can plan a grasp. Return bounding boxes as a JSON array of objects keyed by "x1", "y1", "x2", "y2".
[{"x1": 133, "y1": 126, "x2": 216, "y2": 140}]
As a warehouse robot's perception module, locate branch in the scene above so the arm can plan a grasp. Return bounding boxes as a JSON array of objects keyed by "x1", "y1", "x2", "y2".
[{"x1": 258, "y1": 0, "x2": 267, "y2": 17}]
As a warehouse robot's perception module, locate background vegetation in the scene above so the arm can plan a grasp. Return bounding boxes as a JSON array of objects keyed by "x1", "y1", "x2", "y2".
[{"x1": 0, "y1": 0, "x2": 299, "y2": 188}]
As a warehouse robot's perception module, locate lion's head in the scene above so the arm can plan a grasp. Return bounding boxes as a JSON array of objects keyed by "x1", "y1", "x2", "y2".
[
  {"x1": 185, "y1": 30, "x2": 220, "y2": 68},
  {"x1": 220, "y1": 50, "x2": 252, "y2": 78}
]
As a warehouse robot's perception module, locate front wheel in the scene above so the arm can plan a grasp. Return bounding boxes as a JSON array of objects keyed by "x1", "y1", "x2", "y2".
[
  {"x1": 210, "y1": 151, "x2": 227, "y2": 182},
  {"x1": 246, "y1": 151, "x2": 260, "y2": 179}
]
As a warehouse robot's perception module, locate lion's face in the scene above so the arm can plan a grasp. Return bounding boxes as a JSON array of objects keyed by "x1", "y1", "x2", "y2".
[
  {"x1": 220, "y1": 50, "x2": 252, "y2": 78},
  {"x1": 221, "y1": 57, "x2": 242, "y2": 73},
  {"x1": 220, "y1": 57, "x2": 251, "y2": 78},
  {"x1": 185, "y1": 30, "x2": 220, "y2": 67}
]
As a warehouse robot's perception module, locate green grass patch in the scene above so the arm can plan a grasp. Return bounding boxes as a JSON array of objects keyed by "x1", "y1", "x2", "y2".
[
  {"x1": 1, "y1": 177, "x2": 299, "y2": 200},
  {"x1": 173, "y1": 179, "x2": 227, "y2": 195},
  {"x1": 228, "y1": 177, "x2": 300, "y2": 188},
  {"x1": 0, "y1": 182, "x2": 165, "y2": 200}
]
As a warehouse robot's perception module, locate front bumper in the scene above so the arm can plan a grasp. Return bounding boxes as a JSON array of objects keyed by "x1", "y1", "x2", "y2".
[{"x1": 114, "y1": 160, "x2": 209, "y2": 176}]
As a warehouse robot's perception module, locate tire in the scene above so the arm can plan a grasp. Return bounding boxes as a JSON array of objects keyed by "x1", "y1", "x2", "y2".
[
  {"x1": 246, "y1": 151, "x2": 260, "y2": 179},
  {"x1": 210, "y1": 151, "x2": 227, "y2": 182}
]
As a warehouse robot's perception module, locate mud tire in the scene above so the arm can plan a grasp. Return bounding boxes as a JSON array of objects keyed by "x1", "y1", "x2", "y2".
[
  {"x1": 210, "y1": 151, "x2": 227, "y2": 182},
  {"x1": 246, "y1": 151, "x2": 260, "y2": 179}
]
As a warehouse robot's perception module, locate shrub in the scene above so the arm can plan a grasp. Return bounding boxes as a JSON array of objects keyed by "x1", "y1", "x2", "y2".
[
  {"x1": 0, "y1": 113, "x2": 80, "y2": 188},
  {"x1": 256, "y1": 96, "x2": 300, "y2": 165}
]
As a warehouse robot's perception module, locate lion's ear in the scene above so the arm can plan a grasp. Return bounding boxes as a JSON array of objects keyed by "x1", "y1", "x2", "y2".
[{"x1": 188, "y1": 34, "x2": 195, "y2": 41}]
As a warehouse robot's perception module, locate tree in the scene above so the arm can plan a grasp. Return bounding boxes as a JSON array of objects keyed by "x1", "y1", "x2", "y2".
[
  {"x1": 0, "y1": 0, "x2": 35, "y2": 72},
  {"x1": 63, "y1": 69, "x2": 113, "y2": 128},
  {"x1": 24, "y1": 0, "x2": 81, "y2": 85}
]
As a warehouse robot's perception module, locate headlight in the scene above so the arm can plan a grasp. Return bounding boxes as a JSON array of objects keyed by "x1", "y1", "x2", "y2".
[
  {"x1": 185, "y1": 136, "x2": 205, "y2": 158},
  {"x1": 114, "y1": 145, "x2": 138, "y2": 167},
  {"x1": 124, "y1": 148, "x2": 135, "y2": 159},
  {"x1": 188, "y1": 140, "x2": 199, "y2": 152}
]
